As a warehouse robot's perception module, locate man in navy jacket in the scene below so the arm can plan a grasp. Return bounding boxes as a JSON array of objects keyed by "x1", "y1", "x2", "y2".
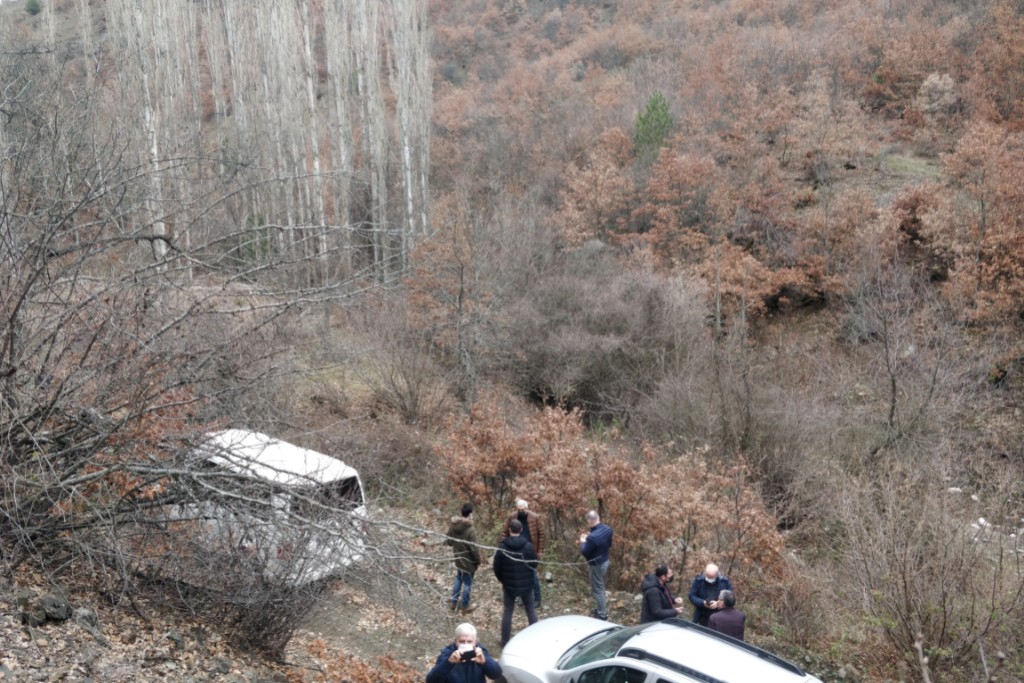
[
  {"x1": 426, "y1": 622, "x2": 502, "y2": 683},
  {"x1": 688, "y1": 563, "x2": 733, "y2": 626},
  {"x1": 579, "y1": 510, "x2": 613, "y2": 620}
]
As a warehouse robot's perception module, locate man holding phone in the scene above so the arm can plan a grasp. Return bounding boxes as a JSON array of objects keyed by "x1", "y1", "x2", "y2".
[
  {"x1": 687, "y1": 563, "x2": 734, "y2": 626},
  {"x1": 426, "y1": 622, "x2": 502, "y2": 683}
]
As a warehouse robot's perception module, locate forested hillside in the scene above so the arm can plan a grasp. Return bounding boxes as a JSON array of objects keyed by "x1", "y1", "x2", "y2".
[{"x1": 2, "y1": 0, "x2": 1023, "y2": 681}]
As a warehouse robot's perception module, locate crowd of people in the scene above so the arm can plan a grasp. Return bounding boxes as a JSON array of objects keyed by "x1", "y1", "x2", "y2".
[{"x1": 428, "y1": 500, "x2": 747, "y2": 683}]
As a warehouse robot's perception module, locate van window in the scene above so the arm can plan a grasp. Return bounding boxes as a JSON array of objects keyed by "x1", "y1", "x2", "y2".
[
  {"x1": 577, "y1": 665, "x2": 648, "y2": 683},
  {"x1": 322, "y1": 476, "x2": 364, "y2": 510}
]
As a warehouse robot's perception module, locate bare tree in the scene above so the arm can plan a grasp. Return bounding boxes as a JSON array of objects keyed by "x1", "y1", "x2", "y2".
[
  {"x1": 0, "y1": 0, "x2": 432, "y2": 651},
  {"x1": 842, "y1": 258, "x2": 965, "y2": 464}
]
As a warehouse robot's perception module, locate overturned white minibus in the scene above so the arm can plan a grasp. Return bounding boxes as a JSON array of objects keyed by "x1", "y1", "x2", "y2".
[{"x1": 172, "y1": 429, "x2": 367, "y2": 586}]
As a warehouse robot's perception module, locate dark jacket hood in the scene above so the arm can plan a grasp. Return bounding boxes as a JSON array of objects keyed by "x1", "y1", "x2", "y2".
[
  {"x1": 502, "y1": 534, "x2": 529, "y2": 551},
  {"x1": 641, "y1": 573, "x2": 662, "y2": 592}
]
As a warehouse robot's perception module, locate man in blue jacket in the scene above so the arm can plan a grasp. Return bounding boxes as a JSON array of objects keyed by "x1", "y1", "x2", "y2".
[
  {"x1": 687, "y1": 563, "x2": 733, "y2": 626},
  {"x1": 426, "y1": 622, "x2": 502, "y2": 683},
  {"x1": 579, "y1": 510, "x2": 613, "y2": 620}
]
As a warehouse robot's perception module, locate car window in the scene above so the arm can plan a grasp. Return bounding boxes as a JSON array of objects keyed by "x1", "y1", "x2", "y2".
[
  {"x1": 559, "y1": 623, "x2": 649, "y2": 670},
  {"x1": 576, "y1": 665, "x2": 648, "y2": 683}
]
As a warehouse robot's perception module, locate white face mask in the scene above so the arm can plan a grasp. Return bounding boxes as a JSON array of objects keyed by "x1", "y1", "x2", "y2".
[{"x1": 705, "y1": 576, "x2": 717, "y2": 583}]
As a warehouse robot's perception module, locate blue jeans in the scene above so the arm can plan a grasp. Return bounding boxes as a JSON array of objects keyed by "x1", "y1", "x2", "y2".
[
  {"x1": 451, "y1": 569, "x2": 474, "y2": 608},
  {"x1": 589, "y1": 560, "x2": 609, "y2": 618}
]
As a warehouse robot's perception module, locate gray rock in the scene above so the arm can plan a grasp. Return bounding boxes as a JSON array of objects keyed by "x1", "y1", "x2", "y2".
[
  {"x1": 74, "y1": 607, "x2": 99, "y2": 628},
  {"x1": 208, "y1": 656, "x2": 233, "y2": 674},
  {"x1": 74, "y1": 609, "x2": 109, "y2": 648},
  {"x1": 166, "y1": 629, "x2": 185, "y2": 650},
  {"x1": 40, "y1": 594, "x2": 73, "y2": 622}
]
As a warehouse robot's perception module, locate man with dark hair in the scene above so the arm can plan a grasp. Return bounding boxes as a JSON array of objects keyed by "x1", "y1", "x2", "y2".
[
  {"x1": 688, "y1": 563, "x2": 734, "y2": 626},
  {"x1": 445, "y1": 503, "x2": 480, "y2": 614},
  {"x1": 579, "y1": 510, "x2": 613, "y2": 620},
  {"x1": 502, "y1": 498, "x2": 544, "y2": 608},
  {"x1": 493, "y1": 518, "x2": 539, "y2": 646},
  {"x1": 708, "y1": 589, "x2": 745, "y2": 641},
  {"x1": 640, "y1": 564, "x2": 684, "y2": 623}
]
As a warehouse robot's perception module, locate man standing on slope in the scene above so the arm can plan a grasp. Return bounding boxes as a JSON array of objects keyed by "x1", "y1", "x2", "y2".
[
  {"x1": 640, "y1": 564, "x2": 684, "y2": 623},
  {"x1": 445, "y1": 502, "x2": 480, "y2": 614},
  {"x1": 688, "y1": 562, "x2": 733, "y2": 626},
  {"x1": 708, "y1": 589, "x2": 746, "y2": 641},
  {"x1": 493, "y1": 519, "x2": 539, "y2": 647},
  {"x1": 579, "y1": 510, "x2": 613, "y2": 620},
  {"x1": 502, "y1": 498, "x2": 544, "y2": 609}
]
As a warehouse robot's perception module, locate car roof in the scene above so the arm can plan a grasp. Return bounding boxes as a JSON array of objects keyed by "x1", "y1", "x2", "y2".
[
  {"x1": 618, "y1": 619, "x2": 813, "y2": 683},
  {"x1": 196, "y1": 429, "x2": 360, "y2": 487}
]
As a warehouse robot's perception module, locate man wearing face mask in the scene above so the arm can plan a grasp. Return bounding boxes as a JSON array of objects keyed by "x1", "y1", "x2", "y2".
[
  {"x1": 640, "y1": 564, "x2": 685, "y2": 623},
  {"x1": 687, "y1": 563, "x2": 733, "y2": 626},
  {"x1": 426, "y1": 622, "x2": 502, "y2": 683}
]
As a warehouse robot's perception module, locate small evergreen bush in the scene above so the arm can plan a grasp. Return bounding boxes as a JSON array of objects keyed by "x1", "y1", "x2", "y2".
[{"x1": 25, "y1": 0, "x2": 42, "y2": 16}]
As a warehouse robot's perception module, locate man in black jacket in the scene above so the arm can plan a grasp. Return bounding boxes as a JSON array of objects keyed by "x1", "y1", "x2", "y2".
[
  {"x1": 640, "y1": 565, "x2": 684, "y2": 623},
  {"x1": 493, "y1": 519, "x2": 538, "y2": 646}
]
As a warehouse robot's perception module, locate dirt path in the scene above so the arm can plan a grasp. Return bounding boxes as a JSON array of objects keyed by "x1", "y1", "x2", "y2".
[
  {"x1": 291, "y1": 569, "x2": 637, "y2": 677},
  {"x1": 285, "y1": 509, "x2": 638, "y2": 677}
]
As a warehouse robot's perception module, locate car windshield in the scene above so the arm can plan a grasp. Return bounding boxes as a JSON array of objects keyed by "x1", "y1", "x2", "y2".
[{"x1": 557, "y1": 623, "x2": 648, "y2": 670}]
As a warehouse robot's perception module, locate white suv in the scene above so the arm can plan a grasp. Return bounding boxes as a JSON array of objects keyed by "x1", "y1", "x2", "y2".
[{"x1": 499, "y1": 615, "x2": 823, "y2": 683}]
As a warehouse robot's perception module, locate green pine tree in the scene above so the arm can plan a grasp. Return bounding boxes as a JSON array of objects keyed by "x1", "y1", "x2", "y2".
[
  {"x1": 634, "y1": 91, "x2": 674, "y2": 164},
  {"x1": 25, "y1": 0, "x2": 42, "y2": 16}
]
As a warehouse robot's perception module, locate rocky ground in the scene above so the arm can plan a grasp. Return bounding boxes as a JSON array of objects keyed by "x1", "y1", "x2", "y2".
[{"x1": 1, "y1": 573, "x2": 290, "y2": 682}]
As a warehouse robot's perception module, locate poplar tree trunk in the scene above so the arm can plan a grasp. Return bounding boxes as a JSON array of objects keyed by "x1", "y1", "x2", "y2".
[{"x1": 69, "y1": 0, "x2": 429, "y2": 285}]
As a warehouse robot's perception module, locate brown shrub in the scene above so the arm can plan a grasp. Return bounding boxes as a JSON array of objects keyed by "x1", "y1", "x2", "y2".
[{"x1": 438, "y1": 400, "x2": 786, "y2": 590}]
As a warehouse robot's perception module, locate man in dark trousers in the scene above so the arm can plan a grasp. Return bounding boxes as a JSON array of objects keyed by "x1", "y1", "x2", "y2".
[
  {"x1": 687, "y1": 562, "x2": 733, "y2": 626},
  {"x1": 493, "y1": 519, "x2": 538, "y2": 647},
  {"x1": 640, "y1": 565, "x2": 684, "y2": 623},
  {"x1": 445, "y1": 503, "x2": 481, "y2": 614},
  {"x1": 502, "y1": 498, "x2": 544, "y2": 608},
  {"x1": 579, "y1": 510, "x2": 613, "y2": 620},
  {"x1": 708, "y1": 590, "x2": 746, "y2": 641}
]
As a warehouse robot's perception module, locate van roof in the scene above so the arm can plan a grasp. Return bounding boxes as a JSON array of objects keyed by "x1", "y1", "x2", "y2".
[
  {"x1": 197, "y1": 429, "x2": 360, "y2": 487},
  {"x1": 620, "y1": 619, "x2": 813, "y2": 683}
]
